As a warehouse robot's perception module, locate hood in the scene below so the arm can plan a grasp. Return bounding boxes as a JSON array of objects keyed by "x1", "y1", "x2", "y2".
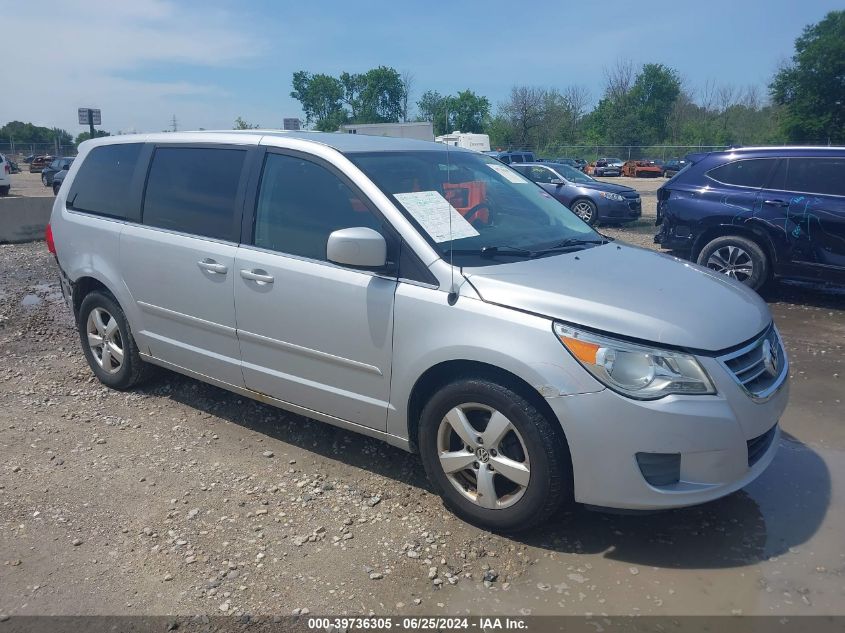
[
  {"x1": 572, "y1": 180, "x2": 636, "y2": 195},
  {"x1": 462, "y1": 243, "x2": 771, "y2": 352}
]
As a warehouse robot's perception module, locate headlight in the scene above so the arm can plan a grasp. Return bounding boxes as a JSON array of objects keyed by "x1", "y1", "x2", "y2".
[
  {"x1": 554, "y1": 323, "x2": 715, "y2": 399},
  {"x1": 599, "y1": 191, "x2": 624, "y2": 202}
]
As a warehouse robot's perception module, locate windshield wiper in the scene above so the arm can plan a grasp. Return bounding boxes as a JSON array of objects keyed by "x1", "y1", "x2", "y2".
[
  {"x1": 479, "y1": 245, "x2": 537, "y2": 258},
  {"x1": 449, "y1": 245, "x2": 538, "y2": 258},
  {"x1": 534, "y1": 237, "x2": 608, "y2": 254}
]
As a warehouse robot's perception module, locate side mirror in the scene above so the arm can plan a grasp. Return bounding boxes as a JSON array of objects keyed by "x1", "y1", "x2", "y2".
[
  {"x1": 62, "y1": 164, "x2": 70, "y2": 171},
  {"x1": 327, "y1": 227, "x2": 387, "y2": 269},
  {"x1": 550, "y1": 178, "x2": 565, "y2": 186}
]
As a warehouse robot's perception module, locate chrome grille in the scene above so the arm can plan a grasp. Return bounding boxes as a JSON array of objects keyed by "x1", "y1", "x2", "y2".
[{"x1": 718, "y1": 326, "x2": 787, "y2": 401}]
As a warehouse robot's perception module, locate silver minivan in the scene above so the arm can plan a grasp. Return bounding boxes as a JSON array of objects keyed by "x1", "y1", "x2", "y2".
[{"x1": 48, "y1": 132, "x2": 789, "y2": 531}]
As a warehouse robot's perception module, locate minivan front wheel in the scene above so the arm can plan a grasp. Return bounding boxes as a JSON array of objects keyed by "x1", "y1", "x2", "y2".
[
  {"x1": 697, "y1": 235, "x2": 769, "y2": 290},
  {"x1": 78, "y1": 291, "x2": 151, "y2": 390},
  {"x1": 419, "y1": 378, "x2": 570, "y2": 532}
]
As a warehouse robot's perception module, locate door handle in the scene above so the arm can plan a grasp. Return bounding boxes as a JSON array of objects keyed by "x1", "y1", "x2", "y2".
[
  {"x1": 197, "y1": 258, "x2": 228, "y2": 274},
  {"x1": 240, "y1": 269, "x2": 274, "y2": 284},
  {"x1": 763, "y1": 199, "x2": 789, "y2": 207}
]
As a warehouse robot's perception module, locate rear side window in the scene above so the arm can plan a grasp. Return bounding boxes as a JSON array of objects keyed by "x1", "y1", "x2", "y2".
[
  {"x1": 142, "y1": 147, "x2": 246, "y2": 241},
  {"x1": 67, "y1": 143, "x2": 143, "y2": 219},
  {"x1": 707, "y1": 158, "x2": 776, "y2": 188},
  {"x1": 782, "y1": 158, "x2": 845, "y2": 197}
]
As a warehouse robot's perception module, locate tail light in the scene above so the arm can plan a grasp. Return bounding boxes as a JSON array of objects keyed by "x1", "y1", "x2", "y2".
[{"x1": 45, "y1": 223, "x2": 56, "y2": 254}]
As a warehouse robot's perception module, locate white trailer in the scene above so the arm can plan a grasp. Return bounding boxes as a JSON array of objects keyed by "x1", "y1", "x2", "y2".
[
  {"x1": 340, "y1": 122, "x2": 434, "y2": 142},
  {"x1": 434, "y1": 131, "x2": 491, "y2": 152}
]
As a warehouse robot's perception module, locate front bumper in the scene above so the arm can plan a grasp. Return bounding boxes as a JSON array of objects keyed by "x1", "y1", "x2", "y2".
[
  {"x1": 547, "y1": 354, "x2": 788, "y2": 510},
  {"x1": 601, "y1": 197, "x2": 641, "y2": 222}
]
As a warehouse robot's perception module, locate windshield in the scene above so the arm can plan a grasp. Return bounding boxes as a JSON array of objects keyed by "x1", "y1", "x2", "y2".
[
  {"x1": 348, "y1": 150, "x2": 599, "y2": 265},
  {"x1": 554, "y1": 164, "x2": 594, "y2": 184}
]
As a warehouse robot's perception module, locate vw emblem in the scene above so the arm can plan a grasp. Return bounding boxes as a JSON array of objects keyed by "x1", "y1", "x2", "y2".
[
  {"x1": 475, "y1": 447, "x2": 490, "y2": 463},
  {"x1": 762, "y1": 338, "x2": 779, "y2": 377}
]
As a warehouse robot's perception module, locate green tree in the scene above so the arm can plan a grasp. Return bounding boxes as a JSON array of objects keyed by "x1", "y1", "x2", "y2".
[
  {"x1": 74, "y1": 130, "x2": 110, "y2": 145},
  {"x1": 770, "y1": 10, "x2": 845, "y2": 143},
  {"x1": 290, "y1": 71, "x2": 346, "y2": 131},
  {"x1": 233, "y1": 117, "x2": 260, "y2": 129},
  {"x1": 581, "y1": 63, "x2": 680, "y2": 145},
  {"x1": 449, "y1": 90, "x2": 490, "y2": 134},
  {"x1": 1, "y1": 121, "x2": 72, "y2": 145},
  {"x1": 339, "y1": 66, "x2": 404, "y2": 123},
  {"x1": 626, "y1": 64, "x2": 681, "y2": 144},
  {"x1": 417, "y1": 90, "x2": 448, "y2": 134},
  {"x1": 418, "y1": 89, "x2": 490, "y2": 135}
]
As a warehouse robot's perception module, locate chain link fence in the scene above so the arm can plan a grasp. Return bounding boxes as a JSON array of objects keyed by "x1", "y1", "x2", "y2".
[
  {"x1": 491, "y1": 145, "x2": 729, "y2": 161},
  {"x1": 0, "y1": 142, "x2": 78, "y2": 160}
]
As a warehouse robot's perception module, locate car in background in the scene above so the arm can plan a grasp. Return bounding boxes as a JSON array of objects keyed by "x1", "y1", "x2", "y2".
[
  {"x1": 483, "y1": 150, "x2": 535, "y2": 164},
  {"x1": 655, "y1": 146, "x2": 845, "y2": 290},
  {"x1": 29, "y1": 155, "x2": 52, "y2": 173},
  {"x1": 661, "y1": 158, "x2": 687, "y2": 178},
  {"x1": 51, "y1": 167, "x2": 69, "y2": 195},
  {"x1": 23, "y1": 154, "x2": 35, "y2": 164},
  {"x1": 622, "y1": 159, "x2": 662, "y2": 178},
  {"x1": 538, "y1": 157, "x2": 580, "y2": 169},
  {"x1": 6, "y1": 157, "x2": 21, "y2": 174},
  {"x1": 555, "y1": 158, "x2": 588, "y2": 172},
  {"x1": 512, "y1": 162, "x2": 641, "y2": 226},
  {"x1": 0, "y1": 154, "x2": 11, "y2": 196},
  {"x1": 41, "y1": 157, "x2": 74, "y2": 187},
  {"x1": 586, "y1": 158, "x2": 621, "y2": 177}
]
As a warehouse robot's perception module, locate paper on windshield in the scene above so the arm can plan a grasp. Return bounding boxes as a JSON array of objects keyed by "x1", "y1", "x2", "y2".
[
  {"x1": 487, "y1": 163, "x2": 530, "y2": 183},
  {"x1": 394, "y1": 191, "x2": 480, "y2": 243}
]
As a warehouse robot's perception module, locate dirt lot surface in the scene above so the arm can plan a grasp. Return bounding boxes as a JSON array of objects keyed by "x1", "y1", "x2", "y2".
[
  {"x1": 1, "y1": 178, "x2": 844, "y2": 619},
  {"x1": 3, "y1": 171, "x2": 55, "y2": 198}
]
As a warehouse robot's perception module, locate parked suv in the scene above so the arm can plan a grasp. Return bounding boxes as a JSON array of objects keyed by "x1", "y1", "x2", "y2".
[
  {"x1": 483, "y1": 150, "x2": 535, "y2": 164},
  {"x1": 0, "y1": 153, "x2": 11, "y2": 196},
  {"x1": 656, "y1": 146, "x2": 845, "y2": 290},
  {"x1": 512, "y1": 162, "x2": 641, "y2": 225},
  {"x1": 48, "y1": 132, "x2": 788, "y2": 531}
]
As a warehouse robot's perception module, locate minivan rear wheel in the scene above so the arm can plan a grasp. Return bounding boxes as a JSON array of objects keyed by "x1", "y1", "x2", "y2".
[
  {"x1": 696, "y1": 235, "x2": 769, "y2": 290},
  {"x1": 418, "y1": 378, "x2": 570, "y2": 532},
  {"x1": 78, "y1": 291, "x2": 152, "y2": 390}
]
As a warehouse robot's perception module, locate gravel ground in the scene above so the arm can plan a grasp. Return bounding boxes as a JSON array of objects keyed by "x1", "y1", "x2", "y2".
[
  {"x1": 1, "y1": 179, "x2": 844, "y2": 618},
  {"x1": 594, "y1": 175, "x2": 663, "y2": 248},
  {"x1": 2, "y1": 171, "x2": 55, "y2": 198}
]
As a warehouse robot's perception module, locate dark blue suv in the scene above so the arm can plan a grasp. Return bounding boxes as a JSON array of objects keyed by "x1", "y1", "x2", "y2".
[{"x1": 655, "y1": 147, "x2": 845, "y2": 290}]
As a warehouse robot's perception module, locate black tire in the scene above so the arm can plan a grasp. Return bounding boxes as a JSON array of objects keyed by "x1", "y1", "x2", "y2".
[
  {"x1": 570, "y1": 198, "x2": 599, "y2": 226},
  {"x1": 78, "y1": 291, "x2": 152, "y2": 390},
  {"x1": 0, "y1": 185, "x2": 9, "y2": 196},
  {"x1": 418, "y1": 377, "x2": 571, "y2": 532},
  {"x1": 696, "y1": 235, "x2": 770, "y2": 291},
  {"x1": 53, "y1": 182, "x2": 60, "y2": 196}
]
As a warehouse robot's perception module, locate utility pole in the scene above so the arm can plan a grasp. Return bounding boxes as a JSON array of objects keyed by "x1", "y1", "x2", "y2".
[
  {"x1": 88, "y1": 110, "x2": 95, "y2": 139},
  {"x1": 171, "y1": 115, "x2": 178, "y2": 133}
]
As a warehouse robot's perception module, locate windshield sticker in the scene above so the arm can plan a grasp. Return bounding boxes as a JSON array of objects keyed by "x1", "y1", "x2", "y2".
[
  {"x1": 394, "y1": 191, "x2": 480, "y2": 243},
  {"x1": 487, "y1": 163, "x2": 530, "y2": 183}
]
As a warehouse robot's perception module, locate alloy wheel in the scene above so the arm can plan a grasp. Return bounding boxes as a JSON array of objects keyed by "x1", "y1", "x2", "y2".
[
  {"x1": 436, "y1": 403, "x2": 530, "y2": 509},
  {"x1": 86, "y1": 307, "x2": 124, "y2": 374},
  {"x1": 705, "y1": 245, "x2": 754, "y2": 282},
  {"x1": 572, "y1": 201, "x2": 594, "y2": 223}
]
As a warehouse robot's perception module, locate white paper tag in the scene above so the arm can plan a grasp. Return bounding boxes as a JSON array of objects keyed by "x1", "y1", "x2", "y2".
[
  {"x1": 394, "y1": 191, "x2": 480, "y2": 243},
  {"x1": 487, "y1": 163, "x2": 530, "y2": 183}
]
